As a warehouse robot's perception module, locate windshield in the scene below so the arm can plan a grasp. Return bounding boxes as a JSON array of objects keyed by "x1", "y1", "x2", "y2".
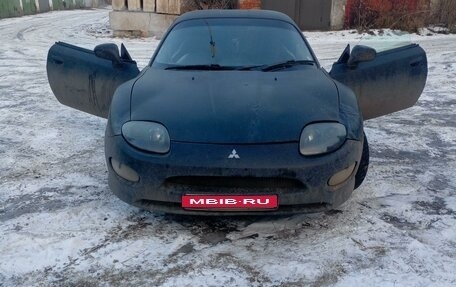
[{"x1": 152, "y1": 18, "x2": 315, "y2": 69}]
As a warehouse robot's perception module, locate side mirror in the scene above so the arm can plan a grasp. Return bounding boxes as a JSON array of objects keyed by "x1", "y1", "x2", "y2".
[
  {"x1": 94, "y1": 43, "x2": 122, "y2": 66},
  {"x1": 347, "y1": 45, "x2": 376, "y2": 68}
]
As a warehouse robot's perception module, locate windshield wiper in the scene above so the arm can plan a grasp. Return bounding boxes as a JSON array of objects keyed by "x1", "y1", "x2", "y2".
[
  {"x1": 165, "y1": 64, "x2": 237, "y2": 71},
  {"x1": 261, "y1": 60, "x2": 315, "y2": 72},
  {"x1": 164, "y1": 61, "x2": 315, "y2": 71},
  {"x1": 236, "y1": 65, "x2": 265, "y2": 71}
]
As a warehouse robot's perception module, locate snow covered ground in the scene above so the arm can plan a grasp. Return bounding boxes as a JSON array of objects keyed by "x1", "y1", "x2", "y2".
[{"x1": 0, "y1": 8, "x2": 455, "y2": 287}]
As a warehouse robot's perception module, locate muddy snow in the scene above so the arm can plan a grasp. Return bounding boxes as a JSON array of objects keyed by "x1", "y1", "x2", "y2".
[{"x1": 0, "y1": 8, "x2": 455, "y2": 287}]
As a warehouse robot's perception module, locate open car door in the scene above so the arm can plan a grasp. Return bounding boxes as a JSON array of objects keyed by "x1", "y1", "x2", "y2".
[
  {"x1": 329, "y1": 44, "x2": 427, "y2": 120},
  {"x1": 47, "y1": 42, "x2": 140, "y2": 118}
]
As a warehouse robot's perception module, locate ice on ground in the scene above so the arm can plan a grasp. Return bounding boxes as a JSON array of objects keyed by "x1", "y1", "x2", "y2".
[{"x1": 0, "y1": 8, "x2": 455, "y2": 287}]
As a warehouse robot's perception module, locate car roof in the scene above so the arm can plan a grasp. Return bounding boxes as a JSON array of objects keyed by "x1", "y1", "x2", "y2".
[{"x1": 175, "y1": 9, "x2": 295, "y2": 24}]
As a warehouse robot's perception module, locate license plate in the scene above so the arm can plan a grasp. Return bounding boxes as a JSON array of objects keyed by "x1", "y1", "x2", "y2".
[{"x1": 182, "y1": 195, "x2": 278, "y2": 210}]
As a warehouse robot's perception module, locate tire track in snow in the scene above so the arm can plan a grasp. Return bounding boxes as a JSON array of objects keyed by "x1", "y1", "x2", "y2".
[{"x1": 1, "y1": 9, "x2": 456, "y2": 287}]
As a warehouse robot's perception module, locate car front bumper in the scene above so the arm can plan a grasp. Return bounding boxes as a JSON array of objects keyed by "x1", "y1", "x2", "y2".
[{"x1": 105, "y1": 135, "x2": 363, "y2": 215}]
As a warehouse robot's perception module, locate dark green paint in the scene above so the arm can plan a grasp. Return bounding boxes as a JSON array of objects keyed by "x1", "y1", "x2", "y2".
[
  {"x1": 22, "y1": 0, "x2": 38, "y2": 15},
  {"x1": 0, "y1": 0, "x2": 23, "y2": 18}
]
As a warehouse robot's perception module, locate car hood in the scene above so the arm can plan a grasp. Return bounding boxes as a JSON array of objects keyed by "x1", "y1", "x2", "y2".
[{"x1": 130, "y1": 67, "x2": 340, "y2": 144}]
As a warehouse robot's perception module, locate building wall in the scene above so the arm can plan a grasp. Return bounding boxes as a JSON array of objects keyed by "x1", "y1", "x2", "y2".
[
  {"x1": 109, "y1": 0, "x2": 353, "y2": 37},
  {"x1": 111, "y1": 0, "x2": 181, "y2": 37},
  {"x1": 238, "y1": 0, "x2": 261, "y2": 9},
  {"x1": 110, "y1": 0, "x2": 263, "y2": 37}
]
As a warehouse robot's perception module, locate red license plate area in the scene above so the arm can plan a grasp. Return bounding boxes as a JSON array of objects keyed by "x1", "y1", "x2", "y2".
[{"x1": 182, "y1": 195, "x2": 278, "y2": 210}]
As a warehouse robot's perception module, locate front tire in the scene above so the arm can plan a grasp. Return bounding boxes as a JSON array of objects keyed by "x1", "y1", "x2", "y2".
[{"x1": 354, "y1": 132, "x2": 369, "y2": 189}]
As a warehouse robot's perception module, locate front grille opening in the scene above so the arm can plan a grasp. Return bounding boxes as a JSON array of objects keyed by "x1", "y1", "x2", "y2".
[
  {"x1": 163, "y1": 176, "x2": 305, "y2": 190},
  {"x1": 135, "y1": 199, "x2": 329, "y2": 214}
]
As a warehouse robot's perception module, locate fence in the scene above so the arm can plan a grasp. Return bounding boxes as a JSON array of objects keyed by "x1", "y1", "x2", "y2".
[{"x1": 0, "y1": 0, "x2": 99, "y2": 18}]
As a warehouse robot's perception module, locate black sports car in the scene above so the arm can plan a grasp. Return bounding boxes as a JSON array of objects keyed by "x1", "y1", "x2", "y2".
[{"x1": 47, "y1": 10, "x2": 427, "y2": 215}]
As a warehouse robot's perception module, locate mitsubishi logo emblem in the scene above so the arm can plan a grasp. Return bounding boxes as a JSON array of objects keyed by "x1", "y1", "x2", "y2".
[{"x1": 228, "y1": 149, "x2": 240, "y2": 159}]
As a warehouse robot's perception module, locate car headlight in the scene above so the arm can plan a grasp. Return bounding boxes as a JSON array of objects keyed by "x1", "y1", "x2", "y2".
[
  {"x1": 299, "y1": 122, "x2": 346, "y2": 156},
  {"x1": 122, "y1": 121, "x2": 170, "y2": 154}
]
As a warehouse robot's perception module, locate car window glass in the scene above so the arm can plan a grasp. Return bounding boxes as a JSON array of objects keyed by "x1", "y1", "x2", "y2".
[
  {"x1": 356, "y1": 31, "x2": 412, "y2": 52},
  {"x1": 153, "y1": 18, "x2": 314, "y2": 67}
]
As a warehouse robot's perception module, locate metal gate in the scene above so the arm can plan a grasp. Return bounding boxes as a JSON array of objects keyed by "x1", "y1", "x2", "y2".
[{"x1": 261, "y1": 0, "x2": 332, "y2": 30}]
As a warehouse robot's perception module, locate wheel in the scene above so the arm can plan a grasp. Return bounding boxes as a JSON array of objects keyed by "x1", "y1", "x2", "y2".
[{"x1": 354, "y1": 132, "x2": 369, "y2": 189}]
